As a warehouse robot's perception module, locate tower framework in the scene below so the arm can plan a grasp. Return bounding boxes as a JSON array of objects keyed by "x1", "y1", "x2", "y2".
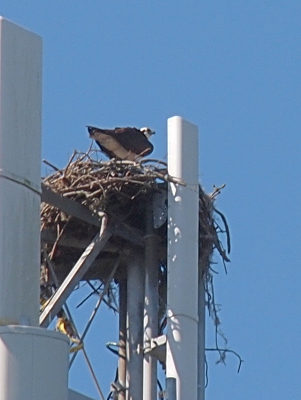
[{"x1": 40, "y1": 145, "x2": 230, "y2": 399}]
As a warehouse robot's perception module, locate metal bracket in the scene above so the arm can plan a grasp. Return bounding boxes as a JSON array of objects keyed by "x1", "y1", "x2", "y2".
[{"x1": 144, "y1": 334, "x2": 166, "y2": 363}]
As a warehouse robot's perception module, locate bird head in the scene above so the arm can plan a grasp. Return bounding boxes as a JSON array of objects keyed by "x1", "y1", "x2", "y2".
[
  {"x1": 87, "y1": 126, "x2": 98, "y2": 138},
  {"x1": 140, "y1": 127, "x2": 155, "y2": 140}
]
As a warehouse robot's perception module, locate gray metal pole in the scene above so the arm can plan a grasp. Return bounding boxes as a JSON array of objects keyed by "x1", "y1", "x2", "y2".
[
  {"x1": 198, "y1": 273, "x2": 206, "y2": 400},
  {"x1": 126, "y1": 253, "x2": 145, "y2": 400},
  {"x1": 166, "y1": 377, "x2": 176, "y2": 400},
  {"x1": 118, "y1": 278, "x2": 127, "y2": 400},
  {"x1": 143, "y1": 201, "x2": 159, "y2": 400}
]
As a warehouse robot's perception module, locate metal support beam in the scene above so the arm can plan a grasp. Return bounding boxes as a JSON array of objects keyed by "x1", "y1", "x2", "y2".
[
  {"x1": 40, "y1": 215, "x2": 112, "y2": 327},
  {"x1": 42, "y1": 183, "x2": 101, "y2": 227},
  {"x1": 143, "y1": 201, "x2": 159, "y2": 400},
  {"x1": 126, "y1": 253, "x2": 145, "y2": 400},
  {"x1": 118, "y1": 278, "x2": 127, "y2": 400}
]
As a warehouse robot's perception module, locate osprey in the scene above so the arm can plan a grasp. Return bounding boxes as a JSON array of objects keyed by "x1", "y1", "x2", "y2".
[{"x1": 87, "y1": 126, "x2": 155, "y2": 161}]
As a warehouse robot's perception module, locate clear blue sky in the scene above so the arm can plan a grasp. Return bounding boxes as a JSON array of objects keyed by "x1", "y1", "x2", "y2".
[{"x1": 2, "y1": 1, "x2": 301, "y2": 399}]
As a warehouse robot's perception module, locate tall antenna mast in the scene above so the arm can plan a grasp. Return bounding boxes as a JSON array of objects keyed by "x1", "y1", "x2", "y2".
[
  {"x1": 167, "y1": 116, "x2": 204, "y2": 400},
  {"x1": 0, "y1": 17, "x2": 69, "y2": 400}
]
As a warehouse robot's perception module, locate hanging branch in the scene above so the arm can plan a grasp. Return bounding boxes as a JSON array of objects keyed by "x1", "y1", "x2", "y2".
[{"x1": 205, "y1": 348, "x2": 244, "y2": 373}]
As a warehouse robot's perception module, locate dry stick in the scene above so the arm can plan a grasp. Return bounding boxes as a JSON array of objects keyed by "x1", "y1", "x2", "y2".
[
  {"x1": 48, "y1": 219, "x2": 70, "y2": 260},
  {"x1": 86, "y1": 184, "x2": 105, "y2": 199},
  {"x1": 43, "y1": 248, "x2": 60, "y2": 288},
  {"x1": 42, "y1": 159, "x2": 61, "y2": 172},
  {"x1": 64, "y1": 151, "x2": 77, "y2": 173},
  {"x1": 209, "y1": 183, "x2": 226, "y2": 199},
  {"x1": 140, "y1": 158, "x2": 167, "y2": 166}
]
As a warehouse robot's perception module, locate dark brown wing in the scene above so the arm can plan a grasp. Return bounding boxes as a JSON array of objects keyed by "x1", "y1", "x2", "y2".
[
  {"x1": 87, "y1": 126, "x2": 118, "y2": 158},
  {"x1": 87, "y1": 126, "x2": 154, "y2": 159},
  {"x1": 112, "y1": 127, "x2": 154, "y2": 156}
]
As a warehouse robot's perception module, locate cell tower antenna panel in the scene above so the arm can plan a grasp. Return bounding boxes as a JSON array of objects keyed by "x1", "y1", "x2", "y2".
[
  {"x1": 167, "y1": 116, "x2": 201, "y2": 400},
  {"x1": 0, "y1": 17, "x2": 69, "y2": 400}
]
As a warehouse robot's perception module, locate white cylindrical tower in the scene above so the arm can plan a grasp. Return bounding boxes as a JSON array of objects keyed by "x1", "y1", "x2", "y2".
[
  {"x1": 167, "y1": 116, "x2": 200, "y2": 400},
  {"x1": 0, "y1": 326, "x2": 69, "y2": 400},
  {"x1": 0, "y1": 17, "x2": 42, "y2": 327},
  {"x1": 0, "y1": 17, "x2": 69, "y2": 400}
]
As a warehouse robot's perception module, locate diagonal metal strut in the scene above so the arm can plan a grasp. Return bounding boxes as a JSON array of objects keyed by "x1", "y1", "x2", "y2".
[{"x1": 40, "y1": 214, "x2": 112, "y2": 328}]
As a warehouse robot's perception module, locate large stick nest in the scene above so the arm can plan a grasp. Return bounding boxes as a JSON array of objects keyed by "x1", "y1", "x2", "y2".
[
  {"x1": 40, "y1": 149, "x2": 234, "y2": 369},
  {"x1": 41, "y1": 150, "x2": 182, "y2": 231},
  {"x1": 41, "y1": 149, "x2": 230, "y2": 327}
]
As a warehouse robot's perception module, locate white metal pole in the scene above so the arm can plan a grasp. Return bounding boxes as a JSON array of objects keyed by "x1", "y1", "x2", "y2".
[
  {"x1": 0, "y1": 326, "x2": 69, "y2": 400},
  {"x1": 0, "y1": 17, "x2": 42, "y2": 327},
  {"x1": 167, "y1": 116, "x2": 200, "y2": 400},
  {"x1": 0, "y1": 17, "x2": 69, "y2": 400},
  {"x1": 126, "y1": 253, "x2": 145, "y2": 400}
]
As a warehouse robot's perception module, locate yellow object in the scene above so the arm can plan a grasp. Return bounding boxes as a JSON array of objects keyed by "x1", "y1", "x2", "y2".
[
  {"x1": 56, "y1": 314, "x2": 80, "y2": 343},
  {"x1": 69, "y1": 343, "x2": 84, "y2": 353}
]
